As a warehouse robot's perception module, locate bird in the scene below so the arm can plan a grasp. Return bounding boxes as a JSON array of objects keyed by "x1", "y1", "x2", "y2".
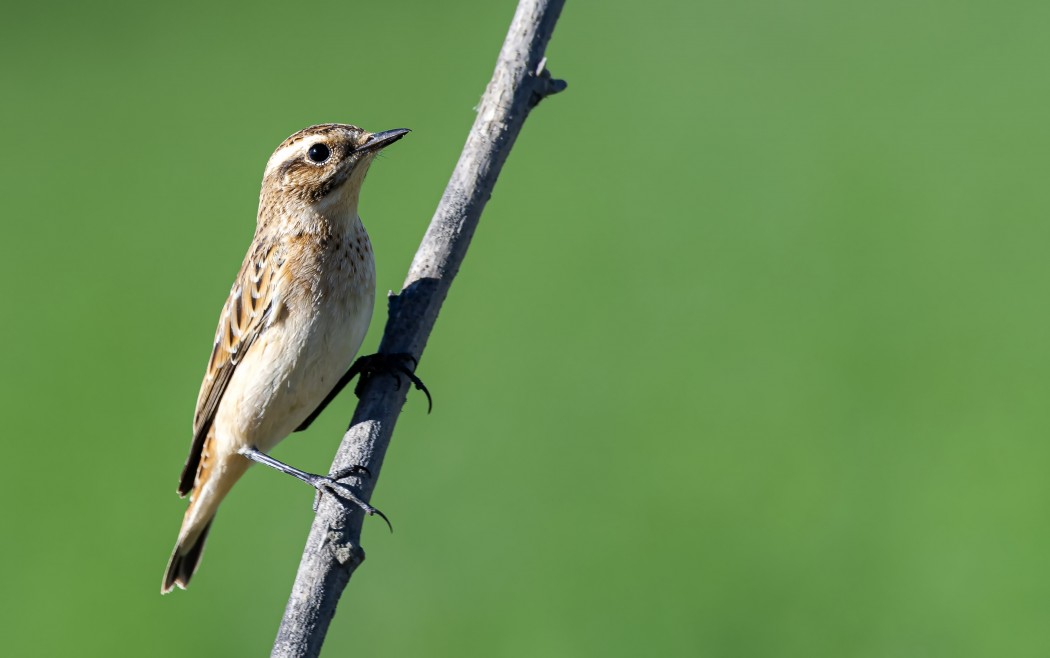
[{"x1": 162, "y1": 123, "x2": 409, "y2": 594}]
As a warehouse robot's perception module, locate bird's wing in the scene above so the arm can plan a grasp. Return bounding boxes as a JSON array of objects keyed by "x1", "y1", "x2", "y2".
[{"x1": 178, "y1": 237, "x2": 286, "y2": 496}]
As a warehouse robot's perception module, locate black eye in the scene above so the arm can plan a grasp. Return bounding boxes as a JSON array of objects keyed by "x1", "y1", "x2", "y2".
[{"x1": 307, "y1": 143, "x2": 330, "y2": 163}]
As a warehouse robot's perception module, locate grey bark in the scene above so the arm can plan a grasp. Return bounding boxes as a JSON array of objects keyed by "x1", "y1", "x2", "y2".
[{"x1": 270, "y1": 1, "x2": 567, "y2": 656}]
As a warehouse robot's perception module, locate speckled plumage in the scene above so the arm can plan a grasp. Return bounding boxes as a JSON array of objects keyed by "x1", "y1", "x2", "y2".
[{"x1": 162, "y1": 124, "x2": 406, "y2": 593}]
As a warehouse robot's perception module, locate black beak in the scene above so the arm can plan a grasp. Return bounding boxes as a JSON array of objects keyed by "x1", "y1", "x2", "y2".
[{"x1": 360, "y1": 128, "x2": 410, "y2": 153}]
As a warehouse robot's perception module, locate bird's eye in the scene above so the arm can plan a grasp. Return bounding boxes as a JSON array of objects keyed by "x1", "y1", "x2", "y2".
[{"x1": 307, "y1": 143, "x2": 331, "y2": 163}]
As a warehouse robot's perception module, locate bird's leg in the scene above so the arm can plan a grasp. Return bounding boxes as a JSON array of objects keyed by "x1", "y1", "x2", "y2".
[
  {"x1": 294, "y1": 352, "x2": 432, "y2": 432},
  {"x1": 238, "y1": 447, "x2": 391, "y2": 531}
]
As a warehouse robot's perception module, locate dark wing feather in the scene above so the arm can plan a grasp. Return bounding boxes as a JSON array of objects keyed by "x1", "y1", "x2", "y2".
[{"x1": 178, "y1": 238, "x2": 285, "y2": 496}]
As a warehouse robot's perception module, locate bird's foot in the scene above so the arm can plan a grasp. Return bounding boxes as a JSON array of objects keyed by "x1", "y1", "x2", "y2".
[
  {"x1": 310, "y1": 468, "x2": 392, "y2": 532},
  {"x1": 294, "y1": 352, "x2": 432, "y2": 433},
  {"x1": 351, "y1": 353, "x2": 433, "y2": 413}
]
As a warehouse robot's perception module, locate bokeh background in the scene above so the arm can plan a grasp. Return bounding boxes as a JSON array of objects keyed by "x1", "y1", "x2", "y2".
[{"x1": 2, "y1": 0, "x2": 1049, "y2": 655}]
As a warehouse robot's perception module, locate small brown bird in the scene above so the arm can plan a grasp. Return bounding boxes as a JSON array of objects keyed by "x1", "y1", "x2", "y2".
[{"x1": 162, "y1": 123, "x2": 408, "y2": 593}]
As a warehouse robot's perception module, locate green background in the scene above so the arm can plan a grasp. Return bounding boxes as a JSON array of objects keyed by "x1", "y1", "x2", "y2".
[{"x1": 2, "y1": 0, "x2": 1049, "y2": 655}]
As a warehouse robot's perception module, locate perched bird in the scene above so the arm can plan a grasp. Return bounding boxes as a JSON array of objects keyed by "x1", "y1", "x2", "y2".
[{"x1": 162, "y1": 123, "x2": 409, "y2": 594}]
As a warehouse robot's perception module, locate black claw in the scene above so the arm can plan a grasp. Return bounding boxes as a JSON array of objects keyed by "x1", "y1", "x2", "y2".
[
  {"x1": 402, "y1": 369, "x2": 433, "y2": 414},
  {"x1": 315, "y1": 480, "x2": 390, "y2": 531},
  {"x1": 326, "y1": 485, "x2": 393, "y2": 532},
  {"x1": 332, "y1": 464, "x2": 372, "y2": 480},
  {"x1": 370, "y1": 507, "x2": 394, "y2": 533}
]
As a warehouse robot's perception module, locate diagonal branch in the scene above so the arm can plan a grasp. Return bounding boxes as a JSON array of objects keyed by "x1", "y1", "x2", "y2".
[{"x1": 270, "y1": 1, "x2": 567, "y2": 656}]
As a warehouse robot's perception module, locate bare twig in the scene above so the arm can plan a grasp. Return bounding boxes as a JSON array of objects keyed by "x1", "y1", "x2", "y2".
[{"x1": 270, "y1": 1, "x2": 566, "y2": 656}]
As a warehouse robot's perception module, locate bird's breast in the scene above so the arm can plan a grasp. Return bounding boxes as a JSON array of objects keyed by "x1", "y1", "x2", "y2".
[
  {"x1": 282, "y1": 226, "x2": 377, "y2": 419},
  {"x1": 217, "y1": 224, "x2": 376, "y2": 452}
]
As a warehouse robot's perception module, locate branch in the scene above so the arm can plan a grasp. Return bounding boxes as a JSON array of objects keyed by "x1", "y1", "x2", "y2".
[{"x1": 270, "y1": 2, "x2": 566, "y2": 656}]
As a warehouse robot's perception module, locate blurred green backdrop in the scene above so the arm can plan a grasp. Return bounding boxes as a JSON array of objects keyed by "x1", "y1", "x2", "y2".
[{"x1": 2, "y1": 0, "x2": 1050, "y2": 656}]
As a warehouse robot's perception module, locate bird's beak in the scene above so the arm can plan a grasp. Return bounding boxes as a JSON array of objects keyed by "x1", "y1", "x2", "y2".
[{"x1": 360, "y1": 129, "x2": 410, "y2": 153}]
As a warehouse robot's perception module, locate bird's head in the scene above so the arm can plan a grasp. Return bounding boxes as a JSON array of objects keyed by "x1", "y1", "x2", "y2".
[{"x1": 261, "y1": 123, "x2": 409, "y2": 213}]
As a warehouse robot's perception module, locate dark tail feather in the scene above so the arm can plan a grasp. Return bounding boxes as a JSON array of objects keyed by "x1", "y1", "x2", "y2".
[{"x1": 161, "y1": 519, "x2": 214, "y2": 594}]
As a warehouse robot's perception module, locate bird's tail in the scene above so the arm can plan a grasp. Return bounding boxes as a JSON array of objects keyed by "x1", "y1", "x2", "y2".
[
  {"x1": 162, "y1": 432, "x2": 251, "y2": 594},
  {"x1": 162, "y1": 517, "x2": 214, "y2": 593}
]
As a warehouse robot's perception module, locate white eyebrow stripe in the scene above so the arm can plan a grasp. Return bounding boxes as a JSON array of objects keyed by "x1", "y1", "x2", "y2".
[{"x1": 263, "y1": 142, "x2": 308, "y2": 178}]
